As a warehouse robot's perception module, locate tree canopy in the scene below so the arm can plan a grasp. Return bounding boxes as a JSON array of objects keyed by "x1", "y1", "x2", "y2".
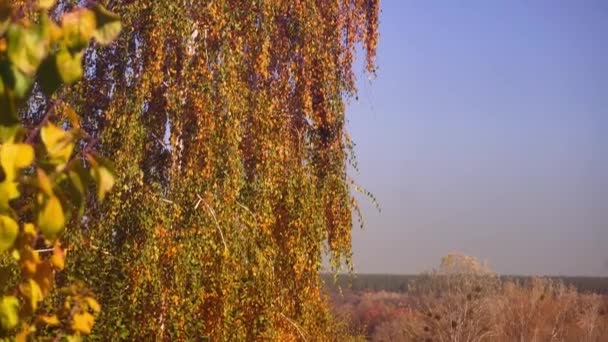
[{"x1": 1, "y1": 0, "x2": 379, "y2": 340}]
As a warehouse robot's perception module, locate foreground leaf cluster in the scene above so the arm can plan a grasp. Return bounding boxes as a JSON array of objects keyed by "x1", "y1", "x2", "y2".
[{"x1": 0, "y1": 0, "x2": 119, "y2": 339}]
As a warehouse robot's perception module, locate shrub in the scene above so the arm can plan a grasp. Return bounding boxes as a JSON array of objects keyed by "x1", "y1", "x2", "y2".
[{"x1": 332, "y1": 254, "x2": 608, "y2": 342}]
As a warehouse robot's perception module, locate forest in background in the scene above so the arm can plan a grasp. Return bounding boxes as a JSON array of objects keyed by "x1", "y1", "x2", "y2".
[{"x1": 323, "y1": 274, "x2": 608, "y2": 295}]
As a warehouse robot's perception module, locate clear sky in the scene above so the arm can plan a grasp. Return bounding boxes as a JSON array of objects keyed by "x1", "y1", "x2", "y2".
[{"x1": 347, "y1": 0, "x2": 607, "y2": 276}]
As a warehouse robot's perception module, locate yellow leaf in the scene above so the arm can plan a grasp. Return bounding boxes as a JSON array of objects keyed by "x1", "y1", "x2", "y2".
[
  {"x1": 55, "y1": 48, "x2": 84, "y2": 84},
  {"x1": 35, "y1": 262, "x2": 54, "y2": 295},
  {"x1": 0, "y1": 143, "x2": 34, "y2": 209},
  {"x1": 37, "y1": 195, "x2": 65, "y2": 240},
  {"x1": 85, "y1": 297, "x2": 100, "y2": 313},
  {"x1": 40, "y1": 314, "x2": 60, "y2": 326},
  {"x1": 37, "y1": 169, "x2": 53, "y2": 196},
  {"x1": 91, "y1": 5, "x2": 122, "y2": 45},
  {"x1": 0, "y1": 181, "x2": 18, "y2": 209},
  {"x1": 11, "y1": 144, "x2": 34, "y2": 169},
  {"x1": 92, "y1": 166, "x2": 115, "y2": 201},
  {"x1": 0, "y1": 143, "x2": 34, "y2": 180},
  {"x1": 0, "y1": 296, "x2": 19, "y2": 329},
  {"x1": 40, "y1": 123, "x2": 74, "y2": 166},
  {"x1": 38, "y1": 0, "x2": 56, "y2": 10},
  {"x1": 61, "y1": 9, "x2": 97, "y2": 50},
  {"x1": 19, "y1": 279, "x2": 42, "y2": 311},
  {"x1": 71, "y1": 312, "x2": 94, "y2": 334},
  {"x1": 65, "y1": 335, "x2": 82, "y2": 342},
  {"x1": 22, "y1": 247, "x2": 40, "y2": 276},
  {"x1": 15, "y1": 326, "x2": 32, "y2": 342},
  {"x1": 23, "y1": 223, "x2": 37, "y2": 241},
  {"x1": 64, "y1": 105, "x2": 80, "y2": 129},
  {"x1": 50, "y1": 244, "x2": 65, "y2": 270},
  {"x1": 0, "y1": 215, "x2": 18, "y2": 252}
]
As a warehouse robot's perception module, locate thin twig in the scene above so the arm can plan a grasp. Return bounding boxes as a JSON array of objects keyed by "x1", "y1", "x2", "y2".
[
  {"x1": 151, "y1": 132, "x2": 170, "y2": 151},
  {"x1": 236, "y1": 201, "x2": 256, "y2": 222},
  {"x1": 279, "y1": 312, "x2": 307, "y2": 342},
  {"x1": 35, "y1": 248, "x2": 54, "y2": 253},
  {"x1": 194, "y1": 194, "x2": 202, "y2": 210},
  {"x1": 200, "y1": 197, "x2": 228, "y2": 253}
]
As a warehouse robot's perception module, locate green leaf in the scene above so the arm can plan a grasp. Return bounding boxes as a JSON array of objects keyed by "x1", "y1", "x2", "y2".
[
  {"x1": 7, "y1": 25, "x2": 47, "y2": 76},
  {"x1": 0, "y1": 59, "x2": 34, "y2": 103},
  {"x1": 92, "y1": 4, "x2": 121, "y2": 45},
  {"x1": 0, "y1": 62, "x2": 20, "y2": 125},
  {"x1": 73, "y1": 161, "x2": 93, "y2": 186},
  {"x1": 0, "y1": 296, "x2": 19, "y2": 329},
  {"x1": 0, "y1": 215, "x2": 18, "y2": 253},
  {"x1": 38, "y1": 195, "x2": 65, "y2": 240},
  {"x1": 10, "y1": 64, "x2": 34, "y2": 99},
  {"x1": 41, "y1": 123, "x2": 74, "y2": 166},
  {"x1": 68, "y1": 170, "x2": 85, "y2": 194},
  {"x1": 62, "y1": 171, "x2": 85, "y2": 218},
  {"x1": 0, "y1": 124, "x2": 19, "y2": 144}
]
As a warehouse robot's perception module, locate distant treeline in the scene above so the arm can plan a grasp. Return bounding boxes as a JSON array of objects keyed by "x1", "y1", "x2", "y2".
[{"x1": 322, "y1": 273, "x2": 608, "y2": 294}]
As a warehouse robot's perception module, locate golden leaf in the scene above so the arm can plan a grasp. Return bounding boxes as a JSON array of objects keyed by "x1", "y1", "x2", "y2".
[
  {"x1": 0, "y1": 296, "x2": 19, "y2": 329},
  {"x1": 0, "y1": 215, "x2": 18, "y2": 252},
  {"x1": 40, "y1": 314, "x2": 60, "y2": 326},
  {"x1": 85, "y1": 297, "x2": 100, "y2": 313},
  {"x1": 40, "y1": 123, "x2": 74, "y2": 167},
  {"x1": 71, "y1": 312, "x2": 94, "y2": 334},
  {"x1": 50, "y1": 244, "x2": 65, "y2": 270},
  {"x1": 19, "y1": 279, "x2": 43, "y2": 311},
  {"x1": 37, "y1": 195, "x2": 65, "y2": 240}
]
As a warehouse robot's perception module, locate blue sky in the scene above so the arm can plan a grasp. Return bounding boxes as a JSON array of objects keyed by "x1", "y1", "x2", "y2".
[{"x1": 347, "y1": 0, "x2": 607, "y2": 276}]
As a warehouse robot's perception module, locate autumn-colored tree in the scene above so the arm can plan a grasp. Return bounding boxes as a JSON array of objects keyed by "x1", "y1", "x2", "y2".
[{"x1": 11, "y1": 0, "x2": 379, "y2": 340}]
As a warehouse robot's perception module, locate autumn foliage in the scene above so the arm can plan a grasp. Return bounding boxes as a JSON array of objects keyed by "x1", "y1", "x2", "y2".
[{"x1": 2, "y1": 0, "x2": 379, "y2": 340}]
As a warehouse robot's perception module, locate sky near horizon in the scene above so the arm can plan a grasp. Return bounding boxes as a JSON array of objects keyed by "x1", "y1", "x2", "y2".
[{"x1": 346, "y1": 0, "x2": 607, "y2": 276}]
